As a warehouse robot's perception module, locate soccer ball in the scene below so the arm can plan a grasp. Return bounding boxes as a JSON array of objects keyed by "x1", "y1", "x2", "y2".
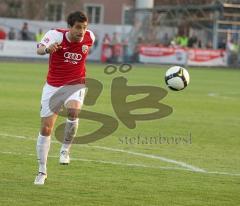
[{"x1": 165, "y1": 66, "x2": 190, "y2": 91}]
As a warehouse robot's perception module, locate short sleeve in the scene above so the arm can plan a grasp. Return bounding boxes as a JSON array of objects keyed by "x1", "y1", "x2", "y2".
[
  {"x1": 38, "y1": 30, "x2": 63, "y2": 48},
  {"x1": 88, "y1": 30, "x2": 95, "y2": 46}
]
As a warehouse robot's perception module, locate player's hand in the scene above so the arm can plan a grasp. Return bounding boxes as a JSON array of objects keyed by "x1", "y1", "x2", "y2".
[{"x1": 47, "y1": 43, "x2": 62, "y2": 54}]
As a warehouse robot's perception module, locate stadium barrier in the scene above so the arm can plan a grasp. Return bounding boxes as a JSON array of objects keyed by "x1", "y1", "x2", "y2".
[
  {"x1": 139, "y1": 46, "x2": 187, "y2": 65},
  {"x1": 187, "y1": 48, "x2": 227, "y2": 66},
  {"x1": 138, "y1": 46, "x2": 227, "y2": 66},
  {"x1": 0, "y1": 40, "x2": 227, "y2": 67},
  {"x1": 0, "y1": 40, "x2": 47, "y2": 59},
  {"x1": 100, "y1": 44, "x2": 227, "y2": 66}
]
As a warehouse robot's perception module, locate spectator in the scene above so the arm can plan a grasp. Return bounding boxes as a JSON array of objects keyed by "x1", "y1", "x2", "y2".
[
  {"x1": 197, "y1": 39, "x2": 202, "y2": 48},
  {"x1": 161, "y1": 33, "x2": 171, "y2": 47},
  {"x1": 8, "y1": 27, "x2": 16, "y2": 40},
  {"x1": 111, "y1": 32, "x2": 120, "y2": 63},
  {"x1": 111, "y1": 32, "x2": 120, "y2": 45},
  {"x1": 218, "y1": 39, "x2": 226, "y2": 49},
  {"x1": 0, "y1": 27, "x2": 6, "y2": 40},
  {"x1": 35, "y1": 29, "x2": 44, "y2": 42},
  {"x1": 132, "y1": 36, "x2": 143, "y2": 63},
  {"x1": 227, "y1": 39, "x2": 239, "y2": 66},
  {"x1": 20, "y1": 22, "x2": 31, "y2": 40},
  {"x1": 206, "y1": 41, "x2": 213, "y2": 49},
  {"x1": 102, "y1": 33, "x2": 111, "y2": 45},
  {"x1": 188, "y1": 33, "x2": 198, "y2": 48},
  {"x1": 122, "y1": 37, "x2": 129, "y2": 63},
  {"x1": 176, "y1": 34, "x2": 188, "y2": 47},
  {"x1": 101, "y1": 33, "x2": 112, "y2": 62}
]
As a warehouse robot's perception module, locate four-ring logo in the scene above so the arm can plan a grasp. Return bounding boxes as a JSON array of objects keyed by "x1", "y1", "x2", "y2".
[{"x1": 64, "y1": 52, "x2": 82, "y2": 61}]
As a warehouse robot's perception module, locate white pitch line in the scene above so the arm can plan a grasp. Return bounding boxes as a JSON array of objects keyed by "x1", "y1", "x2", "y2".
[
  {"x1": 0, "y1": 134, "x2": 27, "y2": 139},
  {"x1": 1, "y1": 151, "x2": 240, "y2": 177},
  {"x1": 0, "y1": 151, "x2": 191, "y2": 172},
  {"x1": 91, "y1": 146, "x2": 205, "y2": 172},
  {"x1": 2, "y1": 133, "x2": 240, "y2": 176},
  {"x1": 0, "y1": 133, "x2": 205, "y2": 172},
  {"x1": 204, "y1": 171, "x2": 240, "y2": 176}
]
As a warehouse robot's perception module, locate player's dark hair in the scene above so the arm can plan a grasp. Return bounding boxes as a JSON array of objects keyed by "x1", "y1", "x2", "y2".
[{"x1": 67, "y1": 11, "x2": 88, "y2": 27}]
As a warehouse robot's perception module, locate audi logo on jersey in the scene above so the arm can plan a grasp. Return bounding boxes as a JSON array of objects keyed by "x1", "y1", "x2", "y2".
[{"x1": 64, "y1": 52, "x2": 82, "y2": 61}]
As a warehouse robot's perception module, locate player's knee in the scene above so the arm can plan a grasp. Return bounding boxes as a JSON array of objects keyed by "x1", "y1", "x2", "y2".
[
  {"x1": 67, "y1": 108, "x2": 79, "y2": 120},
  {"x1": 41, "y1": 125, "x2": 53, "y2": 136}
]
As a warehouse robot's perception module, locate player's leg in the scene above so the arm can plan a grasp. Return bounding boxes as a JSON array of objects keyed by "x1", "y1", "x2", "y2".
[
  {"x1": 34, "y1": 83, "x2": 59, "y2": 185},
  {"x1": 59, "y1": 86, "x2": 86, "y2": 165},
  {"x1": 34, "y1": 114, "x2": 58, "y2": 185},
  {"x1": 59, "y1": 100, "x2": 81, "y2": 164}
]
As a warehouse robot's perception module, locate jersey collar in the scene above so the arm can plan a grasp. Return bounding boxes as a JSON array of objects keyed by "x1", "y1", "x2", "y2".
[{"x1": 65, "y1": 31, "x2": 83, "y2": 43}]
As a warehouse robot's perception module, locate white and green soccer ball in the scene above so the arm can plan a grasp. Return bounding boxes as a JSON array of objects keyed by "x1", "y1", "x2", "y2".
[{"x1": 165, "y1": 66, "x2": 190, "y2": 91}]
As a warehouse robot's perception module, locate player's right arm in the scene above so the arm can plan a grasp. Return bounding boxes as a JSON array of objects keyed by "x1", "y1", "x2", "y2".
[
  {"x1": 37, "y1": 30, "x2": 63, "y2": 55},
  {"x1": 37, "y1": 43, "x2": 62, "y2": 55}
]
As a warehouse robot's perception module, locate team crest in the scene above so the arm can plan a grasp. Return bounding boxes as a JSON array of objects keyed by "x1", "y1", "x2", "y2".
[{"x1": 82, "y1": 45, "x2": 88, "y2": 54}]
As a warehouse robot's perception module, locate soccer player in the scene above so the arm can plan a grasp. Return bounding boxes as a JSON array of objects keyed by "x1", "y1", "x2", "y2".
[{"x1": 34, "y1": 11, "x2": 95, "y2": 185}]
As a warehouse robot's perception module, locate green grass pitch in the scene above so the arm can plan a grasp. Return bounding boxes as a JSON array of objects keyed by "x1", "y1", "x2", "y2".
[{"x1": 0, "y1": 62, "x2": 240, "y2": 206}]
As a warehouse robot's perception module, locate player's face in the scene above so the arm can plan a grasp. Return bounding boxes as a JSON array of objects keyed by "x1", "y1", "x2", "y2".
[{"x1": 69, "y1": 21, "x2": 88, "y2": 42}]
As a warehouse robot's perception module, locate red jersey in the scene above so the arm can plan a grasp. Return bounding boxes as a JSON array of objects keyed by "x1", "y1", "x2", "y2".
[{"x1": 39, "y1": 29, "x2": 95, "y2": 87}]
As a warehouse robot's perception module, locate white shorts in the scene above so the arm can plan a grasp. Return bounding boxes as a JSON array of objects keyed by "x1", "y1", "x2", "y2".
[{"x1": 40, "y1": 83, "x2": 86, "y2": 117}]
